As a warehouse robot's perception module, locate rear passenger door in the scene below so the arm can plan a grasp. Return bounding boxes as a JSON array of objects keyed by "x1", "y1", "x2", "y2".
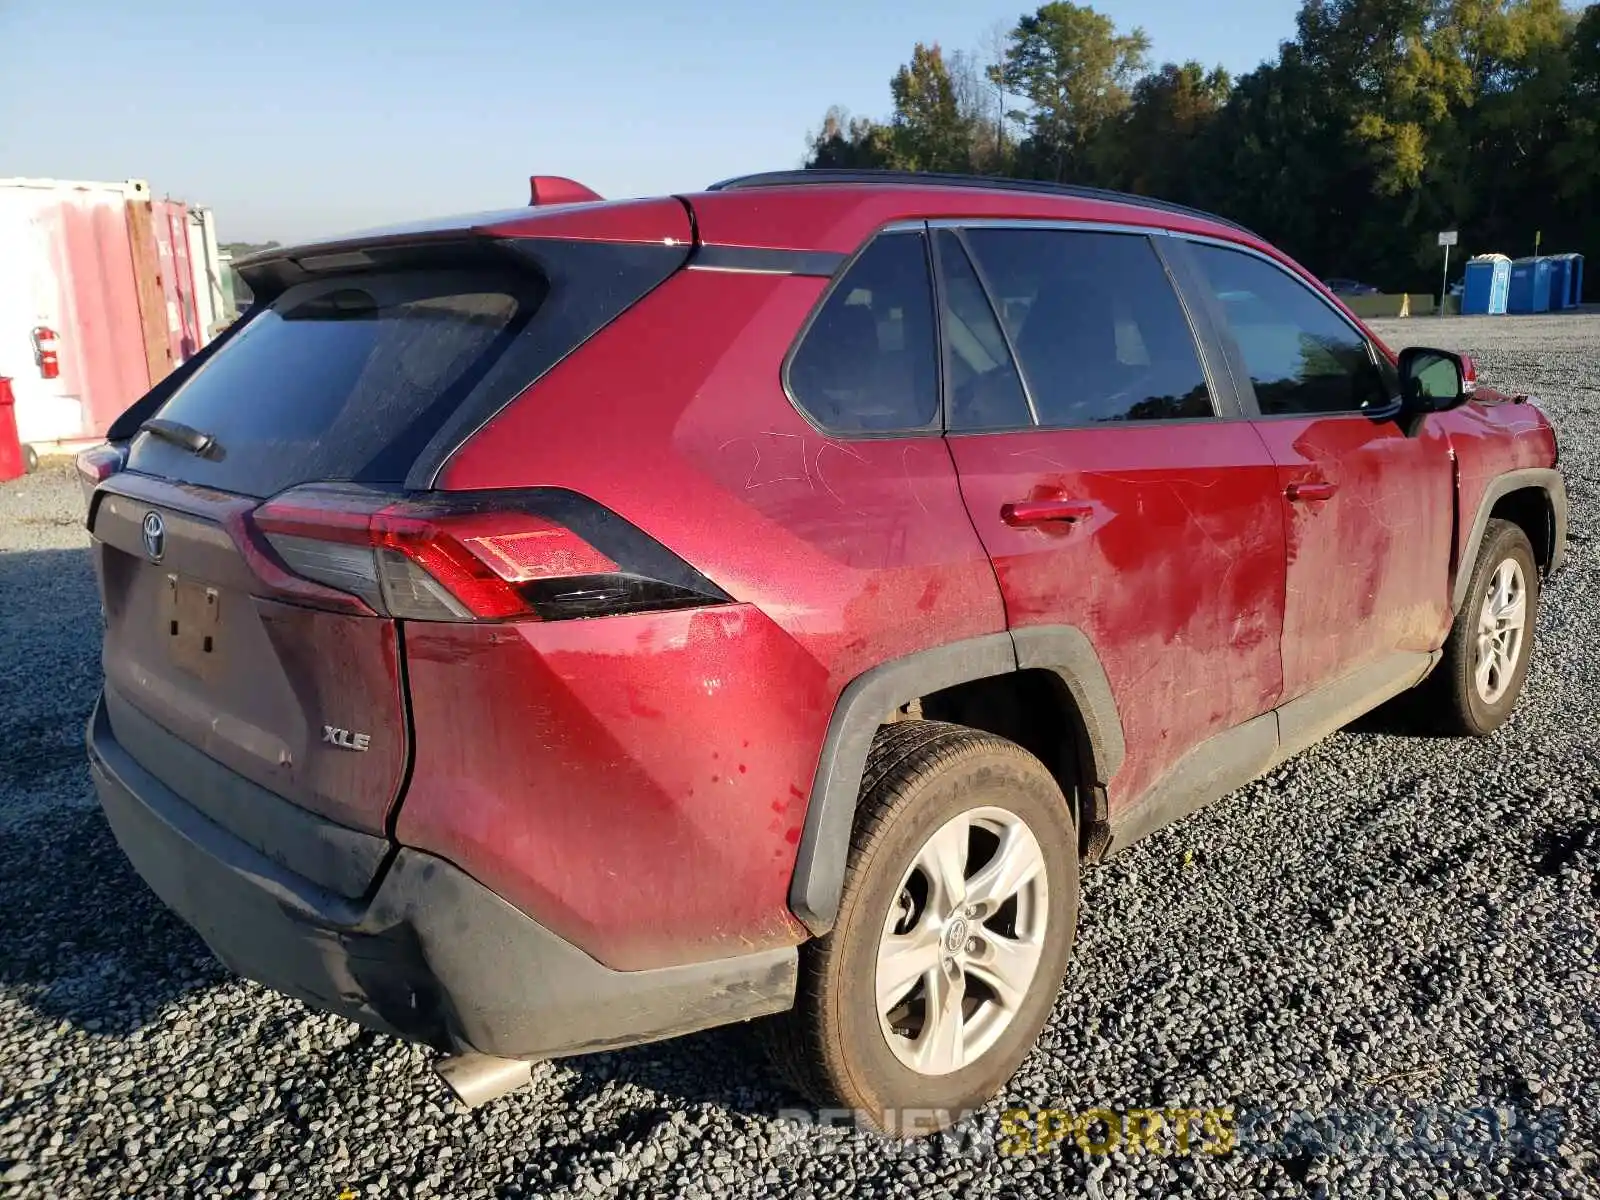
[
  {"x1": 937, "y1": 223, "x2": 1289, "y2": 812},
  {"x1": 1172, "y1": 239, "x2": 1455, "y2": 704}
]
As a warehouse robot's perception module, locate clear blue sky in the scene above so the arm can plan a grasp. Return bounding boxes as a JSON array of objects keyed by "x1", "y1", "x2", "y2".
[{"x1": 0, "y1": 0, "x2": 1302, "y2": 244}]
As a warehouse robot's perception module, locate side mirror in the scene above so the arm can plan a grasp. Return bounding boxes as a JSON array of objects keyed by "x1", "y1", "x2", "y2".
[{"x1": 1398, "y1": 346, "x2": 1475, "y2": 415}]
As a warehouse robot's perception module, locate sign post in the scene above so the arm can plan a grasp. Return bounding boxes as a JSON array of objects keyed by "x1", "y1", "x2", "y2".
[{"x1": 1438, "y1": 230, "x2": 1458, "y2": 316}]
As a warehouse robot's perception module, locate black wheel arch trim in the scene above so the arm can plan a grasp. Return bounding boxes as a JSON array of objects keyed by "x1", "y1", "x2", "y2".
[
  {"x1": 788, "y1": 626, "x2": 1125, "y2": 935},
  {"x1": 1010, "y1": 625, "x2": 1126, "y2": 785},
  {"x1": 1452, "y1": 467, "x2": 1567, "y2": 614}
]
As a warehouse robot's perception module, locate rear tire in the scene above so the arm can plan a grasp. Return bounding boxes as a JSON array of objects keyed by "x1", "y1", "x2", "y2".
[
  {"x1": 1420, "y1": 519, "x2": 1539, "y2": 736},
  {"x1": 762, "y1": 721, "x2": 1078, "y2": 1136}
]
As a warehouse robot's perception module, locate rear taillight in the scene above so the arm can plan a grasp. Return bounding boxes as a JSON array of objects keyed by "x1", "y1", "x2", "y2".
[
  {"x1": 75, "y1": 443, "x2": 127, "y2": 509},
  {"x1": 249, "y1": 486, "x2": 729, "y2": 622}
]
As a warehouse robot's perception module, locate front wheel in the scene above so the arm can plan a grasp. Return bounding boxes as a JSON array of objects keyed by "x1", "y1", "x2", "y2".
[
  {"x1": 1425, "y1": 518, "x2": 1540, "y2": 735},
  {"x1": 762, "y1": 721, "x2": 1079, "y2": 1136}
]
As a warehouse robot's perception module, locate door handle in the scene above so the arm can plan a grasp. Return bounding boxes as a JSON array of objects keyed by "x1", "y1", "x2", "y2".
[
  {"x1": 1001, "y1": 498, "x2": 1095, "y2": 527},
  {"x1": 1286, "y1": 480, "x2": 1338, "y2": 502}
]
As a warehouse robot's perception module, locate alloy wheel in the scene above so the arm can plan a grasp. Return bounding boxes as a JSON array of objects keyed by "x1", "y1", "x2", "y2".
[
  {"x1": 874, "y1": 806, "x2": 1049, "y2": 1075},
  {"x1": 1474, "y1": 557, "x2": 1528, "y2": 705}
]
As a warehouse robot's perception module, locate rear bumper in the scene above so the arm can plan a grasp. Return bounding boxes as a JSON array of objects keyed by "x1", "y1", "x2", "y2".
[{"x1": 87, "y1": 694, "x2": 796, "y2": 1059}]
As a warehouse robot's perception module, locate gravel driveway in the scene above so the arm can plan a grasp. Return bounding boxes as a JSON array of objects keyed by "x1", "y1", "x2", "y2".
[{"x1": 1, "y1": 313, "x2": 1596, "y2": 1199}]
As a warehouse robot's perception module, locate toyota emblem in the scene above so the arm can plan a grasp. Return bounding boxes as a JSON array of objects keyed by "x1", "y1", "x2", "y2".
[{"x1": 141, "y1": 511, "x2": 165, "y2": 562}]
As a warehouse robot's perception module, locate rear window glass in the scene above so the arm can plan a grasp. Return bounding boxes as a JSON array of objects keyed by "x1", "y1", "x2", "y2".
[{"x1": 127, "y1": 268, "x2": 544, "y2": 498}]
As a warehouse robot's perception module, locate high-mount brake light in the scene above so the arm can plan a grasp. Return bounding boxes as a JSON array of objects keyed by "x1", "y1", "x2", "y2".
[{"x1": 249, "y1": 488, "x2": 727, "y2": 622}]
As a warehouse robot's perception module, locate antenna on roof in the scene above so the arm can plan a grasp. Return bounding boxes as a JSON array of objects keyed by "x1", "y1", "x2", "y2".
[{"x1": 529, "y1": 176, "x2": 604, "y2": 206}]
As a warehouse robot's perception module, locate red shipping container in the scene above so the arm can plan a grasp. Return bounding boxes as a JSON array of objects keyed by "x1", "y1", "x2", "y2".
[
  {"x1": 1, "y1": 178, "x2": 224, "y2": 446},
  {"x1": 0, "y1": 376, "x2": 26, "y2": 481}
]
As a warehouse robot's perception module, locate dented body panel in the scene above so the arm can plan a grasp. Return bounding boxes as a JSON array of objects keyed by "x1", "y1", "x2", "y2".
[
  {"x1": 1438, "y1": 391, "x2": 1563, "y2": 599},
  {"x1": 91, "y1": 475, "x2": 408, "y2": 850},
  {"x1": 1249, "y1": 414, "x2": 1456, "y2": 700},
  {"x1": 432, "y1": 267, "x2": 1006, "y2": 966},
  {"x1": 396, "y1": 604, "x2": 827, "y2": 971},
  {"x1": 945, "y1": 425, "x2": 1287, "y2": 811}
]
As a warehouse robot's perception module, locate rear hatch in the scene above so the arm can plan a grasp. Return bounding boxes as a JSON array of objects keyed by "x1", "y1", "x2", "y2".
[{"x1": 89, "y1": 209, "x2": 692, "y2": 876}]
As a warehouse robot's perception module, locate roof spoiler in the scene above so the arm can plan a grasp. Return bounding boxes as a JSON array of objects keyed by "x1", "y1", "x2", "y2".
[{"x1": 529, "y1": 176, "x2": 603, "y2": 206}]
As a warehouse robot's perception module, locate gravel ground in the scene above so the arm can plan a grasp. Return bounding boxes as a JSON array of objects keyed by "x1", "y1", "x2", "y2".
[{"x1": 1, "y1": 312, "x2": 1597, "y2": 1199}]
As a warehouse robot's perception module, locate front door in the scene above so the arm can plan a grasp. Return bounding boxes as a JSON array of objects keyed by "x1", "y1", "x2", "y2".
[
  {"x1": 936, "y1": 224, "x2": 1288, "y2": 811},
  {"x1": 1175, "y1": 240, "x2": 1456, "y2": 703}
]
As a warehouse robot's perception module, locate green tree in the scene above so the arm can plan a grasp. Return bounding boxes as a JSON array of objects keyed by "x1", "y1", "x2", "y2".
[
  {"x1": 948, "y1": 47, "x2": 1013, "y2": 173},
  {"x1": 800, "y1": 1, "x2": 1599, "y2": 299},
  {"x1": 1552, "y1": 3, "x2": 1600, "y2": 212},
  {"x1": 1096, "y1": 61, "x2": 1231, "y2": 197},
  {"x1": 1195, "y1": 47, "x2": 1359, "y2": 272},
  {"x1": 220, "y1": 240, "x2": 281, "y2": 259},
  {"x1": 1000, "y1": 2, "x2": 1152, "y2": 180},
  {"x1": 804, "y1": 107, "x2": 893, "y2": 168},
  {"x1": 888, "y1": 43, "x2": 973, "y2": 171}
]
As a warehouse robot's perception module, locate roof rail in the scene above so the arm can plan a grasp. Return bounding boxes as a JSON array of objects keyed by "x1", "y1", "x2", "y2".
[{"x1": 706, "y1": 169, "x2": 1254, "y2": 237}]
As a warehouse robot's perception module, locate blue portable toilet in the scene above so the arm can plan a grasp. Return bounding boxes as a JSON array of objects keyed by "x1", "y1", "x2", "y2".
[
  {"x1": 1508, "y1": 256, "x2": 1552, "y2": 313},
  {"x1": 1544, "y1": 257, "x2": 1566, "y2": 310},
  {"x1": 1550, "y1": 253, "x2": 1585, "y2": 308},
  {"x1": 1462, "y1": 254, "x2": 1512, "y2": 315}
]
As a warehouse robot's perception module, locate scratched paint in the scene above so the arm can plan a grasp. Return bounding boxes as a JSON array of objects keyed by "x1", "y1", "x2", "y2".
[
  {"x1": 1251, "y1": 414, "x2": 1456, "y2": 700},
  {"x1": 442, "y1": 268, "x2": 1009, "y2": 695},
  {"x1": 436, "y1": 269, "x2": 1007, "y2": 965},
  {"x1": 948, "y1": 424, "x2": 1287, "y2": 810},
  {"x1": 427, "y1": 196, "x2": 1562, "y2": 966}
]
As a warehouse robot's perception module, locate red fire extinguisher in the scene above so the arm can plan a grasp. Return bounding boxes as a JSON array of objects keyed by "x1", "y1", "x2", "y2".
[{"x1": 31, "y1": 326, "x2": 60, "y2": 380}]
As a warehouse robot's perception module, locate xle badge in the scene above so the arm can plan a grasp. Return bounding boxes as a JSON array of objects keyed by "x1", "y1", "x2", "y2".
[{"x1": 323, "y1": 726, "x2": 372, "y2": 752}]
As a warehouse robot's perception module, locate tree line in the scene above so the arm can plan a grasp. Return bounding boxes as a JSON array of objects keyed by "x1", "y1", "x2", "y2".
[{"x1": 804, "y1": 0, "x2": 1599, "y2": 295}]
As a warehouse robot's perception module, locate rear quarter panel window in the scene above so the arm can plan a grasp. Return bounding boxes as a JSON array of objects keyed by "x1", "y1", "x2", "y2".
[{"x1": 786, "y1": 232, "x2": 939, "y2": 434}]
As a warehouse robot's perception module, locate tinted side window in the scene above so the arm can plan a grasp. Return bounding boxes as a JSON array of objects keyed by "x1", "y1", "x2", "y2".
[
  {"x1": 1188, "y1": 244, "x2": 1392, "y2": 416},
  {"x1": 935, "y1": 231, "x2": 1032, "y2": 431},
  {"x1": 962, "y1": 229, "x2": 1213, "y2": 426},
  {"x1": 788, "y1": 232, "x2": 939, "y2": 432}
]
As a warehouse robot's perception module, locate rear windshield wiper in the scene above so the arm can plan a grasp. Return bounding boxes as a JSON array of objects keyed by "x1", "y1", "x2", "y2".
[{"x1": 138, "y1": 418, "x2": 222, "y2": 459}]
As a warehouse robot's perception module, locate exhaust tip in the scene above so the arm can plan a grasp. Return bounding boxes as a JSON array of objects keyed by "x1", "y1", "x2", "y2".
[{"x1": 433, "y1": 1052, "x2": 534, "y2": 1107}]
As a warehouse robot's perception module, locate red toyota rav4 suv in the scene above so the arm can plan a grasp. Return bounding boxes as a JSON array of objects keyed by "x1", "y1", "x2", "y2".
[{"x1": 83, "y1": 171, "x2": 1566, "y2": 1133}]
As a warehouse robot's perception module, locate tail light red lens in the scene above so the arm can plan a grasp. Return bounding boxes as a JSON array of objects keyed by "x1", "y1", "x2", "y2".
[
  {"x1": 249, "y1": 486, "x2": 728, "y2": 622},
  {"x1": 75, "y1": 443, "x2": 127, "y2": 509}
]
